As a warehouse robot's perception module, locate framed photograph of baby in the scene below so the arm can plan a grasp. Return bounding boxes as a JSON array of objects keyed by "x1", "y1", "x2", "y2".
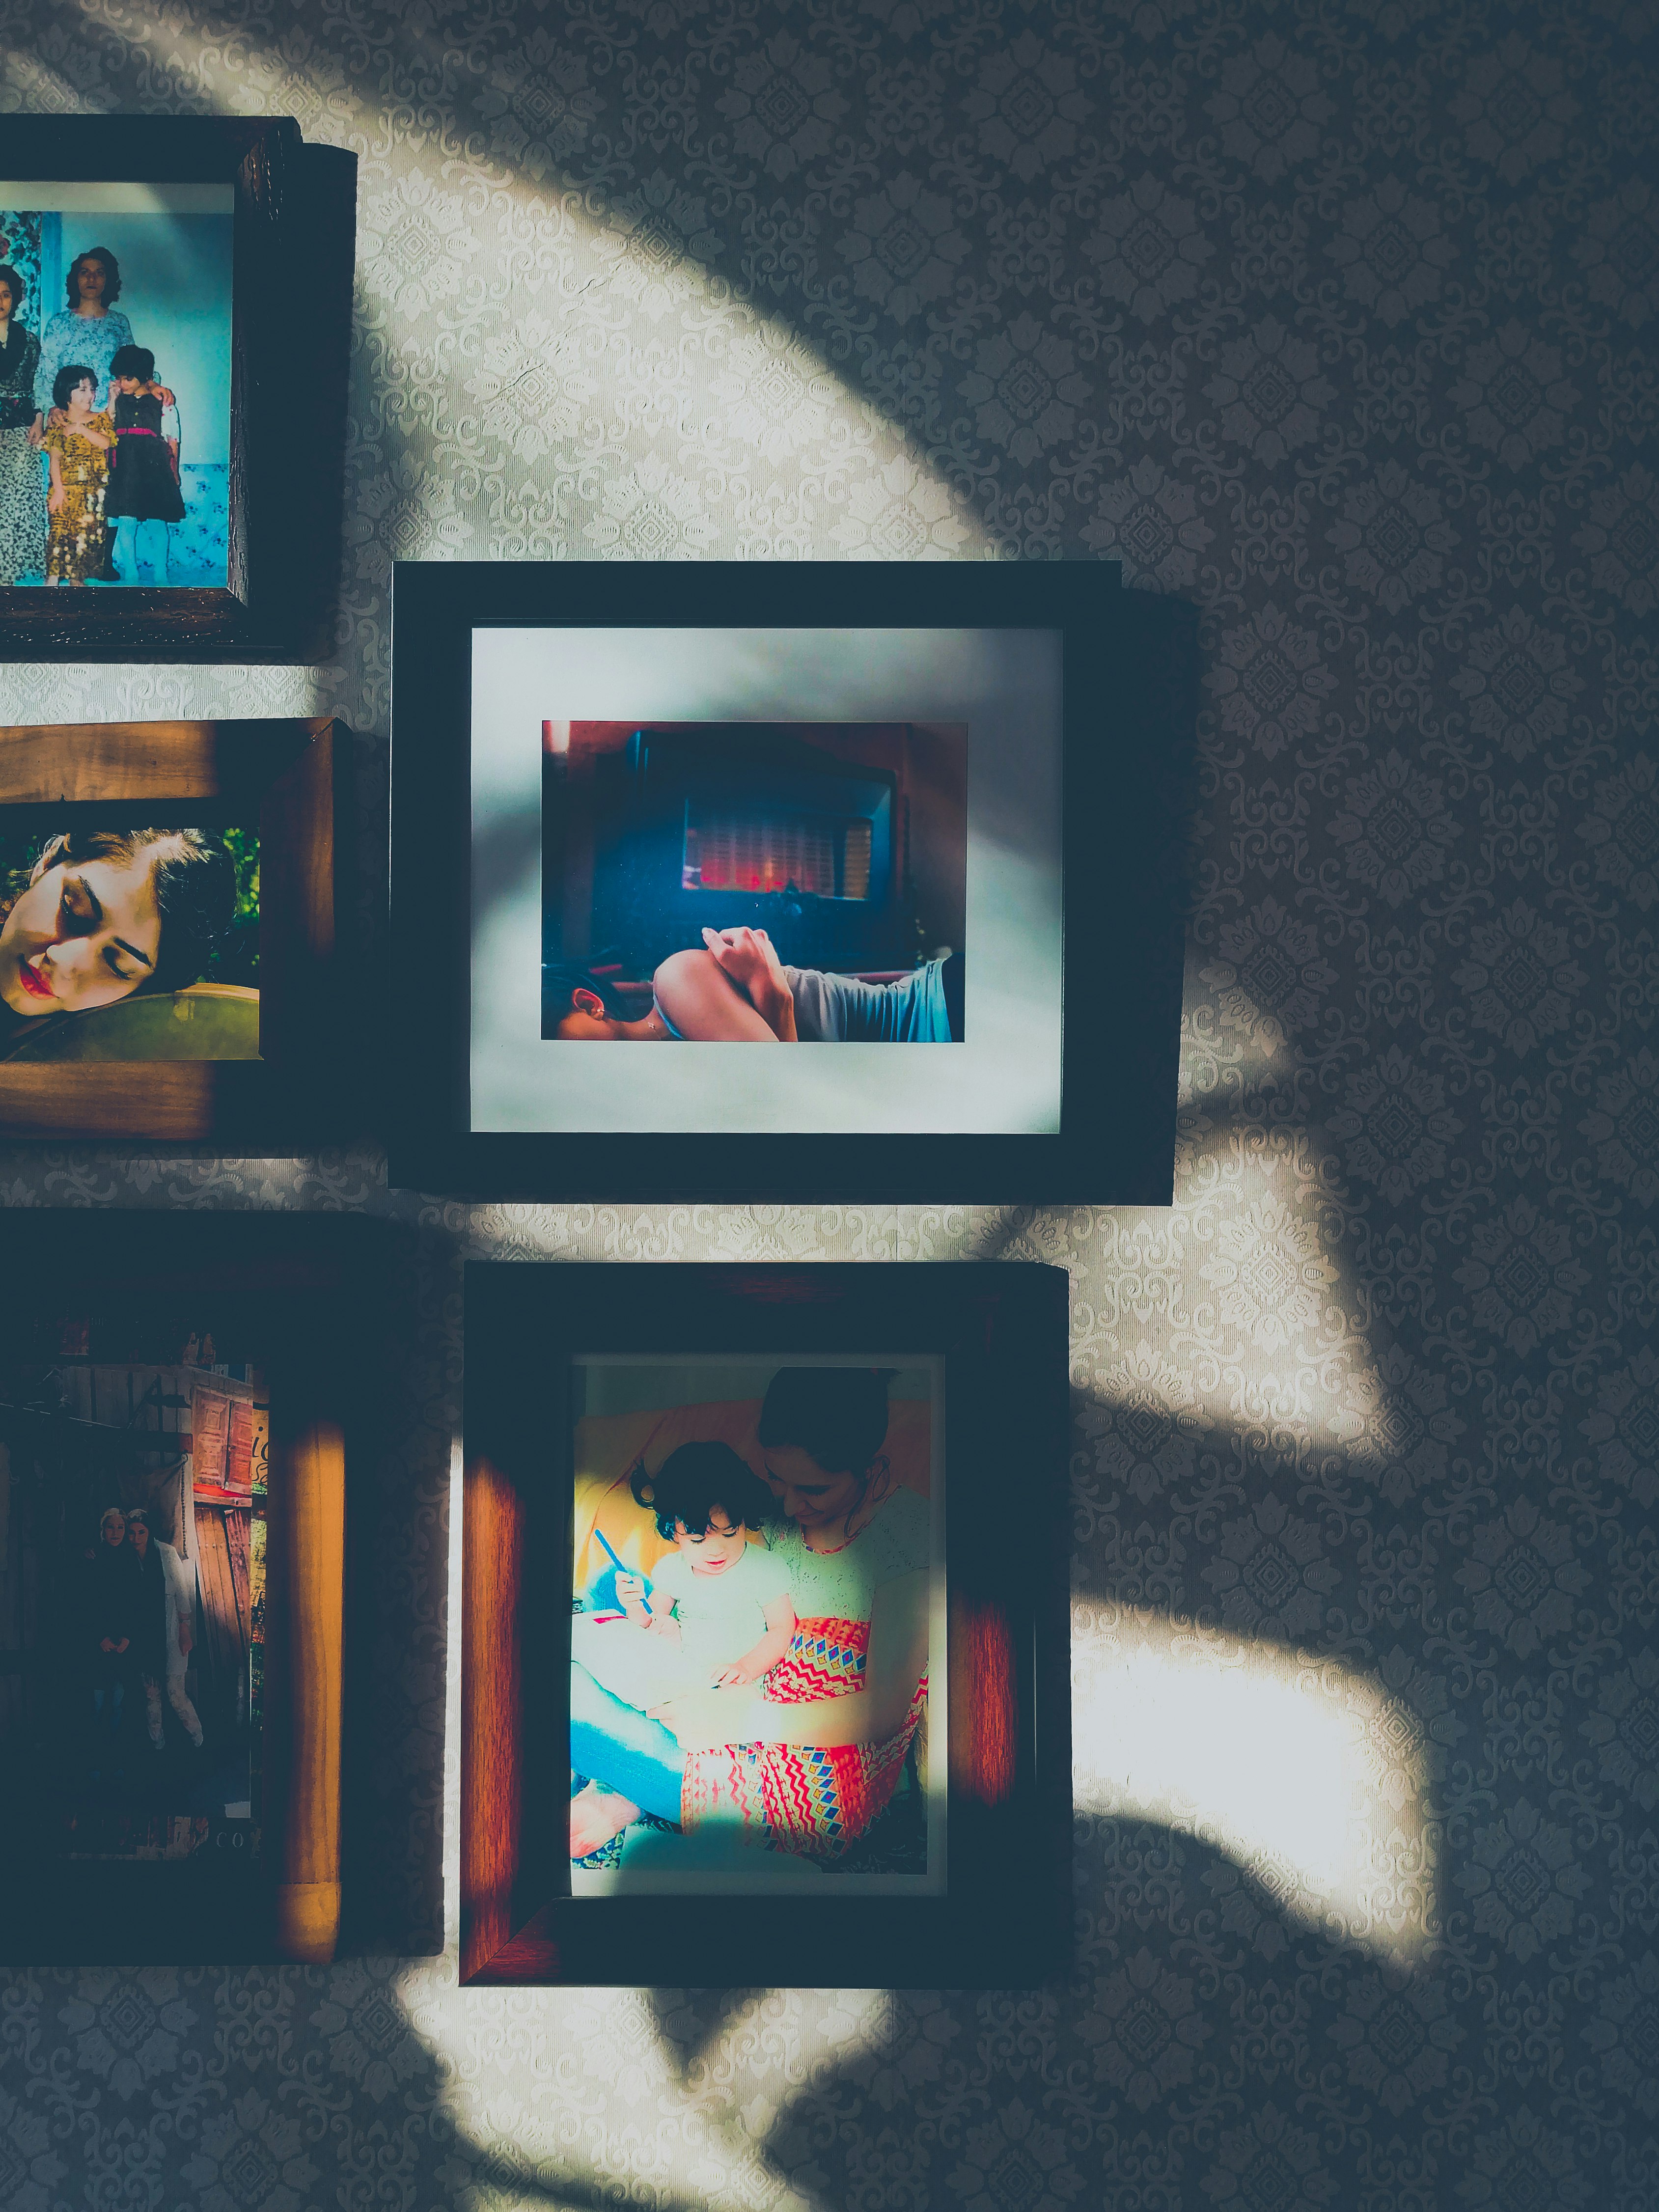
[
  {"x1": 389, "y1": 559, "x2": 1192, "y2": 1203},
  {"x1": 0, "y1": 1209, "x2": 382, "y2": 1965},
  {"x1": 0, "y1": 716, "x2": 354, "y2": 1143},
  {"x1": 0, "y1": 116, "x2": 354, "y2": 662},
  {"x1": 461, "y1": 1261, "x2": 1071, "y2": 1989}
]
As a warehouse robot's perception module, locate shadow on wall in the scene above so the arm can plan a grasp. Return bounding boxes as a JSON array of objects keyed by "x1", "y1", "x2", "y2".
[
  {"x1": 367, "y1": 1172, "x2": 1448, "y2": 2212},
  {"x1": 356, "y1": 141, "x2": 1448, "y2": 2212},
  {"x1": 1, "y1": 9, "x2": 1564, "y2": 2212},
  {"x1": 1072, "y1": 1614, "x2": 1437, "y2": 1968}
]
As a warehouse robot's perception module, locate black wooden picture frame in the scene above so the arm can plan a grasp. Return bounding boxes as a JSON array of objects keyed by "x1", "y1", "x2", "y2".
[
  {"x1": 388, "y1": 559, "x2": 1190, "y2": 1202},
  {"x1": 461, "y1": 1261, "x2": 1072, "y2": 1990},
  {"x1": 0, "y1": 1210, "x2": 387, "y2": 1966},
  {"x1": 0, "y1": 116, "x2": 355, "y2": 663}
]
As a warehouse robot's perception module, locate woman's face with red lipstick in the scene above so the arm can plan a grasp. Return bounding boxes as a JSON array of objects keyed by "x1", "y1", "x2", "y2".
[{"x1": 0, "y1": 851, "x2": 162, "y2": 1018}]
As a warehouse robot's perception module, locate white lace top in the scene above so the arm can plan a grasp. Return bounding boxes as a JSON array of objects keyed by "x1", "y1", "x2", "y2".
[{"x1": 766, "y1": 1485, "x2": 932, "y2": 1622}]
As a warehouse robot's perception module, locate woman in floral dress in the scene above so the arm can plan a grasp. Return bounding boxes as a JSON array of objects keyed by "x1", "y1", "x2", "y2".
[
  {"x1": 0, "y1": 263, "x2": 45, "y2": 583},
  {"x1": 31, "y1": 246, "x2": 133, "y2": 418}
]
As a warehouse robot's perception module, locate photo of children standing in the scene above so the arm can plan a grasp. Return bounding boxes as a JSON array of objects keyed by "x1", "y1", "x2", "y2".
[{"x1": 0, "y1": 181, "x2": 232, "y2": 589}]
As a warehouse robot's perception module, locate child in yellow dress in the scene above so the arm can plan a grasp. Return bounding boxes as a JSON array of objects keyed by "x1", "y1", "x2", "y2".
[{"x1": 41, "y1": 364, "x2": 114, "y2": 586}]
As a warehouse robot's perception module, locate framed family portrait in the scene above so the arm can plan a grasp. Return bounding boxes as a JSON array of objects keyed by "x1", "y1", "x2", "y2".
[
  {"x1": 0, "y1": 1209, "x2": 377, "y2": 1964},
  {"x1": 0, "y1": 715, "x2": 352, "y2": 1143},
  {"x1": 389, "y1": 561, "x2": 1189, "y2": 1202},
  {"x1": 461, "y1": 1262, "x2": 1071, "y2": 1989},
  {"x1": 0, "y1": 116, "x2": 354, "y2": 661}
]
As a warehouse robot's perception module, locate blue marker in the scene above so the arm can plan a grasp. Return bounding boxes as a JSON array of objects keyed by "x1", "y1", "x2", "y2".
[{"x1": 588, "y1": 1525, "x2": 648, "y2": 1614}]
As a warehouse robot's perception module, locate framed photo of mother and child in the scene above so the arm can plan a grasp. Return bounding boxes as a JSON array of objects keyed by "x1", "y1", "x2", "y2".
[
  {"x1": 0, "y1": 116, "x2": 354, "y2": 661},
  {"x1": 388, "y1": 558, "x2": 1191, "y2": 1203},
  {"x1": 461, "y1": 1262, "x2": 1070, "y2": 1988}
]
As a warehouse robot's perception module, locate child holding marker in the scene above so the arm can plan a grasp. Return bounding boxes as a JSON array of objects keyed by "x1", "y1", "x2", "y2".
[{"x1": 572, "y1": 1443, "x2": 795, "y2": 1716}]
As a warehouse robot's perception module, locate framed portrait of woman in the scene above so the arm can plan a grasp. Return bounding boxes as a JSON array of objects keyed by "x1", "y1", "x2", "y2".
[
  {"x1": 0, "y1": 715, "x2": 353, "y2": 1142},
  {"x1": 0, "y1": 115, "x2": 353, "y2": 662},
  {"x1": 461, "y1": 1261, "x2": 1071, "y2": 1989},
  {"x1": 389, "y1": 559, "x2": 1191, "y2": 1203},
  {"x1": 0, "y1": 1209, "x2": 382, "y2": 1965}
]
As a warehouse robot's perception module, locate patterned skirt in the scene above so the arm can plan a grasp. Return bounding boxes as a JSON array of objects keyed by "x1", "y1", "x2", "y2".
[
  {"x1": 680, "y1": 1615, "x2": 928, "y2": 1861},
  {"x1": 0, "y1": 429, "x2": 46, "y2": 584},
  {"x1": 46, "y1": 455, "x2": 109, "y2": 583}
]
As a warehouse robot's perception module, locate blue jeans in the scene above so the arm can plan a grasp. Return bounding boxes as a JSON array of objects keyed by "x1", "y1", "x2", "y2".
[
  {"x1": 570, "y1": 1660, "x2": 685, "y2": 1823},
  {"x1": 113, "y1": 515, "x2": 169, "y2": 582}
]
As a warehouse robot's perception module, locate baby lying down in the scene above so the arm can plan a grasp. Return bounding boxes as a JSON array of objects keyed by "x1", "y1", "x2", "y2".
[{"x1": 573, "y1": 1442, "x2": 796, "y2": 1717}]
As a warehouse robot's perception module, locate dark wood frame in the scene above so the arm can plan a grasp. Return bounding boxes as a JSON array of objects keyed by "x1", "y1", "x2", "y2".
[
  {"x1": 388, "y1": 560, "x2": 1189, "y2": 1203},
  {"x1": 0, "y1": 1209, "x2": 379, "y2": 1965},
  {"x1": 461, "y1": 1261, "x2": 1071, "y2": 1989},
  {"x1": 0, "y1": 716, "x2": 354, "y2": 1142},
  {"x1": 0, "y1": 116, "x2": 355, "y2": 663}
]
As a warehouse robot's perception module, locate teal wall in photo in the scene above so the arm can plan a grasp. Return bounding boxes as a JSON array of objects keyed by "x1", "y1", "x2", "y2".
[{"x1": 50, "y1": 212, "x2": 232, "y2": 465}]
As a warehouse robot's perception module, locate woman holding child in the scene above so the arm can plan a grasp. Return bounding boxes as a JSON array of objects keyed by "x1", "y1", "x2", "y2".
[{"x1": 569, "y1": 1366, "x2": 932, "y2": 1865}]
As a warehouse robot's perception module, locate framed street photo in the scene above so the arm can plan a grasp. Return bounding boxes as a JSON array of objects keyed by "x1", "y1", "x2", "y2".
[
  {"x1": 0, "y1": 716, "x2": 353, "y2": 1143},
  {"x1": 0, "y1": 116, "x2": 354, "y2": 662},
  {"x1": 461, "y1": 1261, "x2": 1071, "y2": 1989},
  {"x1": 389, "y1": 560, "x2": 1189, "y2": 1202},
  {"x1": 0, "y1": 1209, "x2": 381, "y2": 1965}
]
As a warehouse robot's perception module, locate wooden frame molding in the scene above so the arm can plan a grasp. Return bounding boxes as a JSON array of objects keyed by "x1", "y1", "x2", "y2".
[
  {"x1": 0, "y1": 716, "x2": 354, "y2": 1143},
  {"x1": 0, "y1": 117, "x2": 355, "y2": 664},
  {"x1": 0, "y1": 1210, "x2": 383, "y2": 1966}
]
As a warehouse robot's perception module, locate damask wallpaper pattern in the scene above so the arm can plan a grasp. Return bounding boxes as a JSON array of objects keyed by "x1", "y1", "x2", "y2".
[{"x1": 0, "y1": 0, "x2": 1655, "y2": 2206}]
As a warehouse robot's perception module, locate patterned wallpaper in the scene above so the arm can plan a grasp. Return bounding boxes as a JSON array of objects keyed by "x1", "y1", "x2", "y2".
[{"x1": 1, "y1": 0, "x2": 1656, "y2": 2206}]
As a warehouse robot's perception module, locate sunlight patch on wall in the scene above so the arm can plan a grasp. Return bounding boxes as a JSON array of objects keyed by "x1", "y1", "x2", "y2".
[
  {"x1": 1076, "y1": 1122, "x2": 1420, "y2": 1495},
  {"x1": 375, "y1": 1442, "x2": 870, "y2": 2212},
  {"x1": 393, "y1": 1967, "x2": 843, "y2": 2212},
  {"x1": 346, "y1": 119, "x2": 994, "y2": 568},
  {"x1": 1, "y1": 25, "x2": 996, "y2": 724},
  {"x1": 1073, "y1": 1605, "x2": 1438, "y2": 1965}
]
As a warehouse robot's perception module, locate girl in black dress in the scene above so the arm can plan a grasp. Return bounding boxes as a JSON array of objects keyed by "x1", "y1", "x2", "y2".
[{"x1": 104, "y1": 343, "x2": 184, "y2": 584}]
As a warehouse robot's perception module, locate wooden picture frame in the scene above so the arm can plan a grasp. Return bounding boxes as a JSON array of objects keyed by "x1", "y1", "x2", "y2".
[
  {"x1": 389, "y1": 560, "x2": 1190, "y2": 1203},
  {"x1": 461, "y1": 1262, "x2": 1071, "y2": 1989},
  {"x1": 0, "y1": 1209, "x2": 380, "y2": 1965},
  {"x1": 0, "y1": 116, "x2": 354, "y2": 663},
  {"x1": 0, "y1": 716, "x2": 353, "y2": 1142}
]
